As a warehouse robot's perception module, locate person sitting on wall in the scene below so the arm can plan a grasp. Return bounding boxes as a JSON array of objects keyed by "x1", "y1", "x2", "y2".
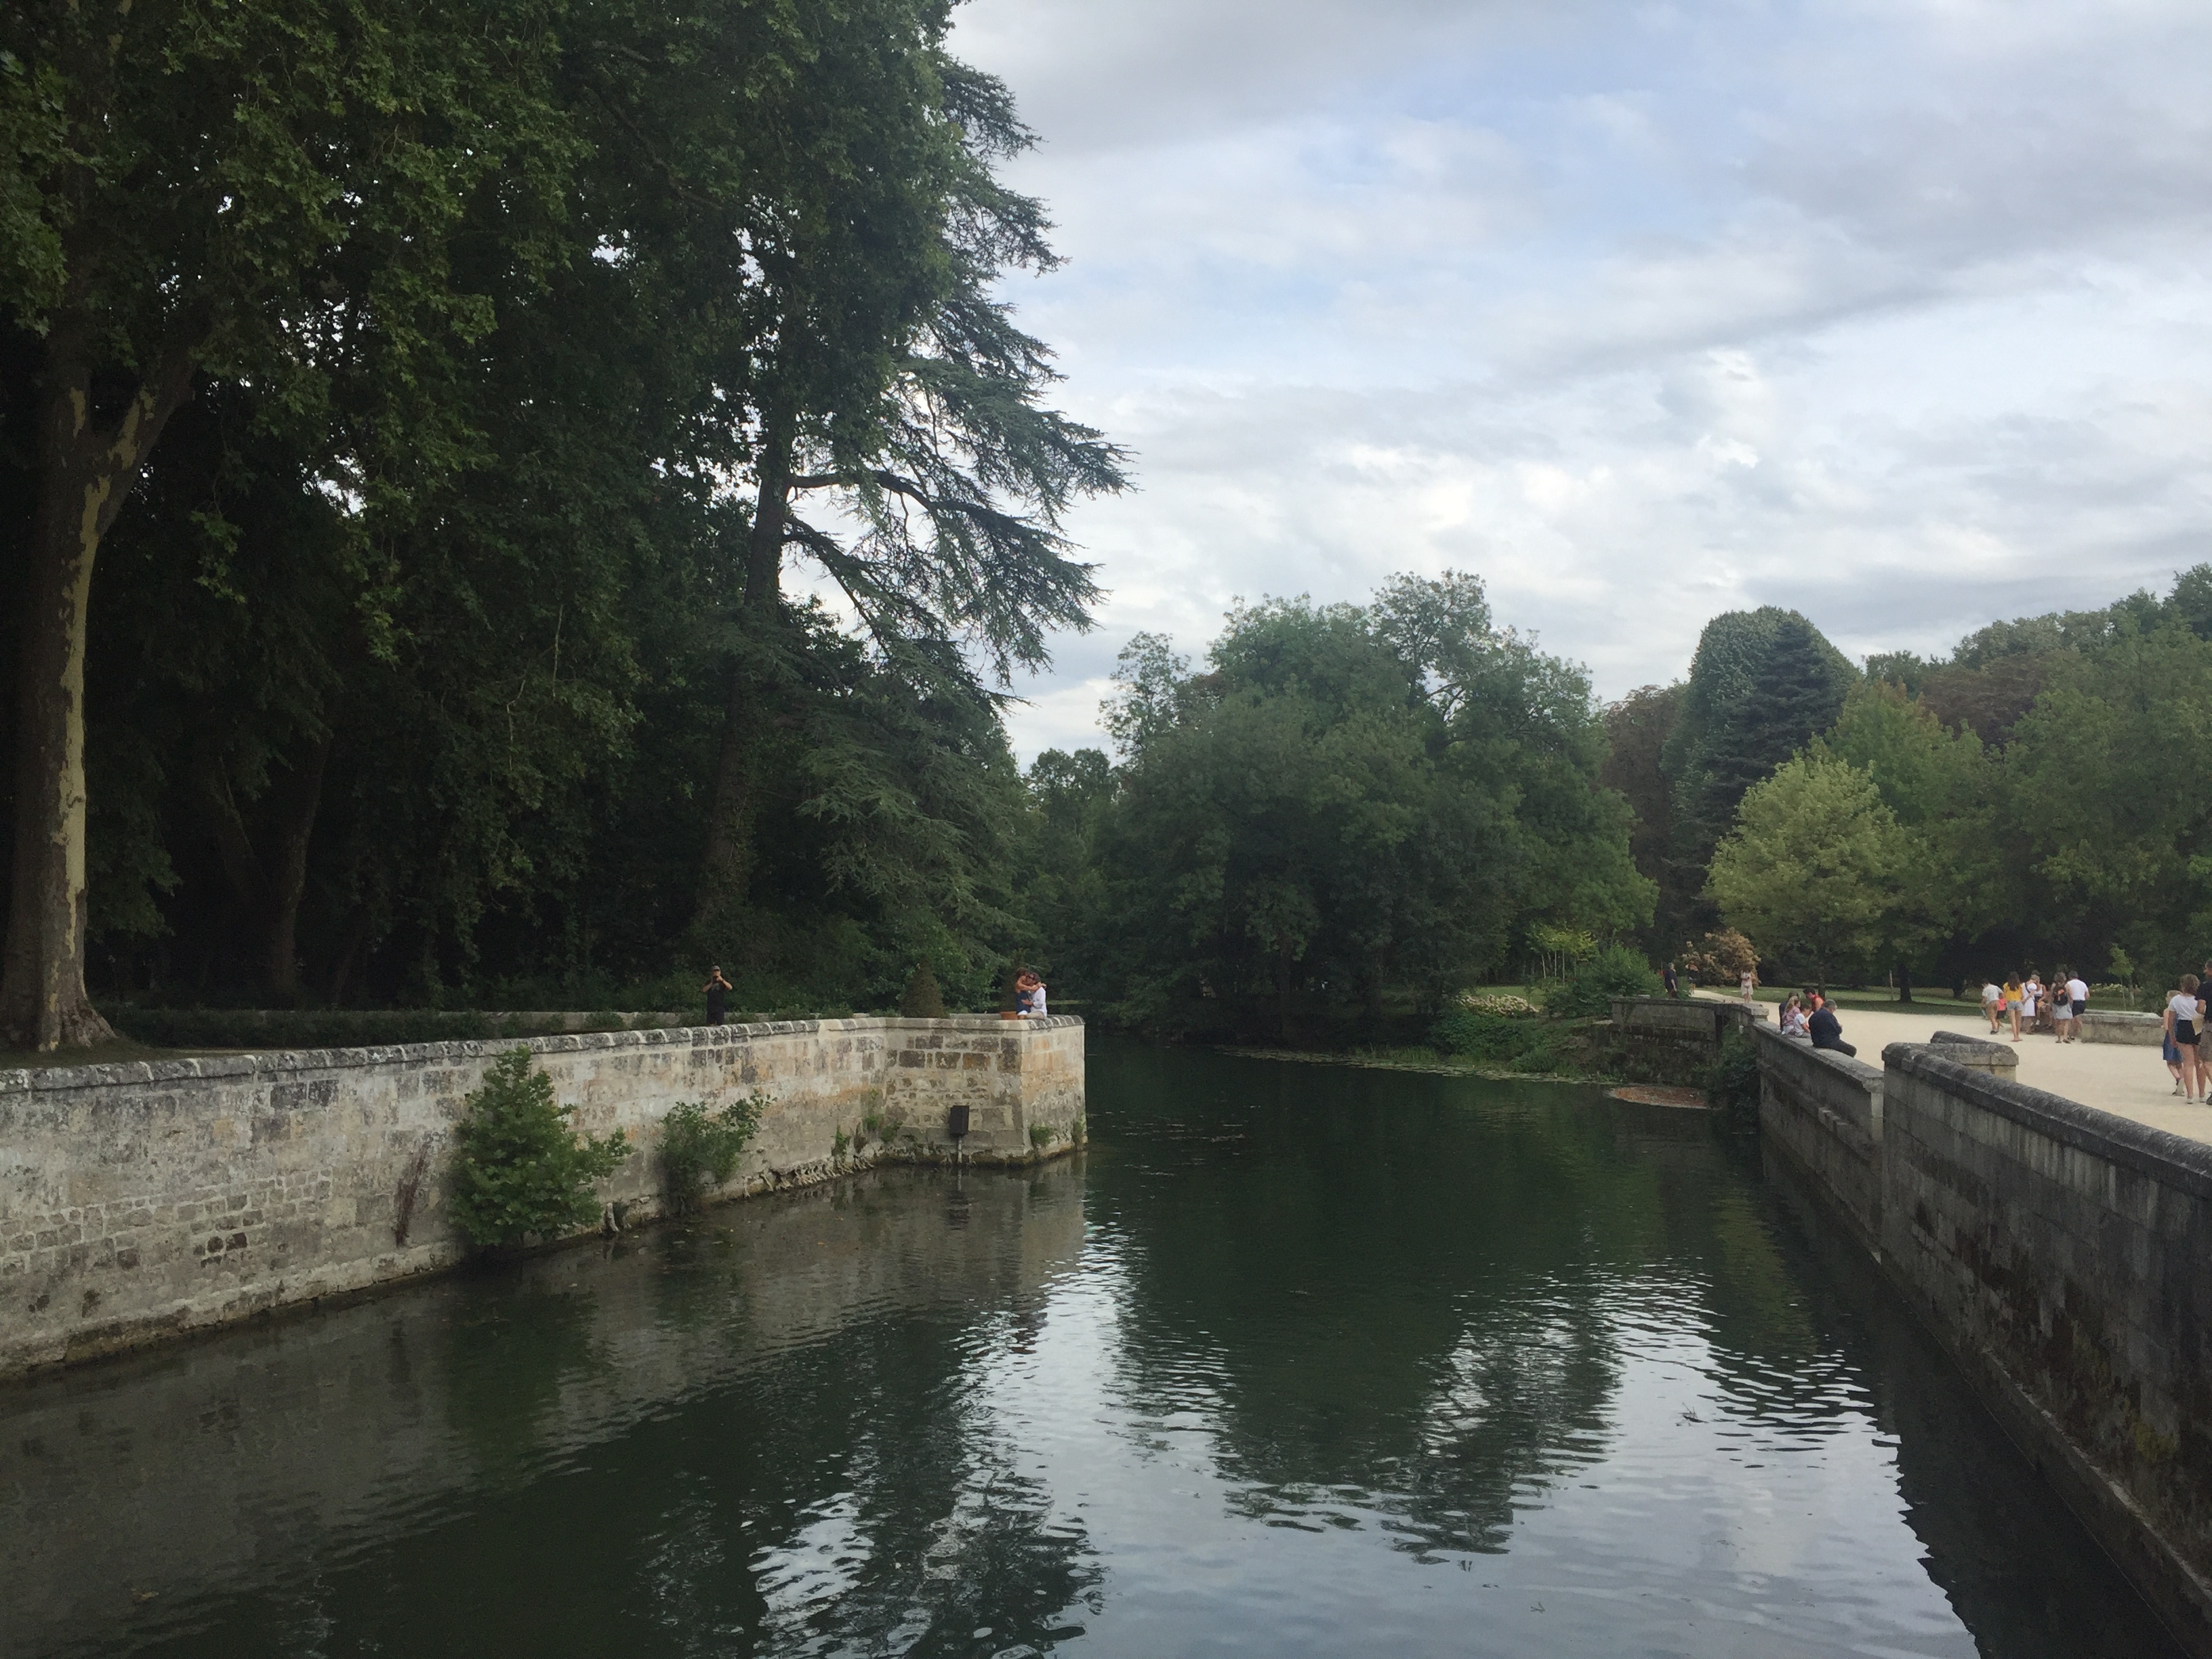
[
  {"x1": 1778, "y1": 992, "x2": 1809, "y2": 1038},
  {"x1": 702, "y1": 966, "x2": 731, "y2": 1026},
  {"x1": 1015, "y1": 970, "x2": 1048, "y2": 1019},
  {"x1": 1807, "y1": 991, "x2": 1856, "y2": 1057}
]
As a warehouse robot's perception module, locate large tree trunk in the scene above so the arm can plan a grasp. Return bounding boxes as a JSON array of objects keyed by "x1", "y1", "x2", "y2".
[
  {"x1": 693, "y1": 405, "x2": 796, "y2": 934},
  {"x1": 1, "y1": 335, "x2": 192, "y2": 1050},
  {"x1": 201, "y1": 737, "x2": 333, "y2": 1000}
]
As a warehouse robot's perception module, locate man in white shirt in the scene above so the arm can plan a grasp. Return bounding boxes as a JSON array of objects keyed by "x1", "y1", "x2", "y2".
[{"x1": 1980, "y1": 981, "x2": 2005, "y2": 1035}]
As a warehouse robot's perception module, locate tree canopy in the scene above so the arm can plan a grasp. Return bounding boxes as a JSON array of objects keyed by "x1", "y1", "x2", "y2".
[{"x1": 1040, "y1": 574, "x2": 1650, "y2": 1042}]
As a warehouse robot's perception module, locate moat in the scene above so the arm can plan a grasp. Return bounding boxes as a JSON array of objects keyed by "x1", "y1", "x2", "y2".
[{"x1": 0, "y1": 1045, "x2": 2180, "y2": 1658}]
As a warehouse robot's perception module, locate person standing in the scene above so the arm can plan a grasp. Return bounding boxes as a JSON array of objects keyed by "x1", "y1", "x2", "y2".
[
  {"x1": 1663, "y1": 962, "x2": 1679, "y2": 1000},
  {"x1": 1739, "y1": 968, "x2": 1757, "y2": 1002},
  {"x1": 2022, "y1": 972, "x2": 2043, "y2": 1036},
  {"x1": 2197, "y1": 962, "x2": 2212, "y2": 1076},
  {"x1": 2165, "y1": 974, "x2": 2203, "y2": 1101},
  {"x1": 702, "y1": 966, "x2": 731, "y2": 1026},
  {"x1": 2003, "y1": 975, "x2": 2024, "y2": 1042},
  {"x1": 2064, "y1": 969, "x2": 2089, "y2": 1043},
  {"x1": 1981, "y1": 978, "x2": 2005, "y2": 1035}
]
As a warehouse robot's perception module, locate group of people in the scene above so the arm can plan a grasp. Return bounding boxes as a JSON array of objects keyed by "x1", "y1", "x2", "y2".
[
  {"x1": 695, "y1": 966, "x2": 1050, "y2": 1024},
  {"x1": 1977, "y1": 970, "x2": 2091, "y2": 1043},
  {"x1": 2160, "y1": 972, "x2": 2209, "y2": 1103},
  {"x1": 1777, "y1": 989, "x2": 1853, "y2": 1057}
]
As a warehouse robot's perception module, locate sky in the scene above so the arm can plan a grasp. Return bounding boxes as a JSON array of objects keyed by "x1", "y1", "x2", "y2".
[{"x1": 939, "y1": 0, "x2": 2212, "y2": 760}]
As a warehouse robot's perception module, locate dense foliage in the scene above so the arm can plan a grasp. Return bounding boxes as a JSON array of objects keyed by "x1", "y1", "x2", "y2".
[
  {"x1": 1629, "y1": 567, "x2": 2212, "y2": 996},
  {"x1": 1, "y1": 0, "x2": 1124, "y2": 1043},
  {"x1": 449, "y1": 1049, "x2": 632, "y2": 1246},
  {"x1": 1025, "y1": 573, "x2": 1654, "y2": 1042},
  {"x1": 659, "y1": 1095, "x2": 765, "y2": 1211}
]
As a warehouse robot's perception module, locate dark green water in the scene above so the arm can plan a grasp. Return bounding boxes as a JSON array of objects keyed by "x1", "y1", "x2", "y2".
[{"x1": 0, "y1": 1046, "x2": 2182, "y2": 1658}]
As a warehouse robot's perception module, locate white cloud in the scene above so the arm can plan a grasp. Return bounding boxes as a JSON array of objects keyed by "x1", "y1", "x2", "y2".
[{"x1": 961, "y1": 0, "x2": 2212, "y2": 760}]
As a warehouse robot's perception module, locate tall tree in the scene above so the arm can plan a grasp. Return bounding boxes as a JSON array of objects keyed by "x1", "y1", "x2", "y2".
[
  {"x1": 1599, "y1": 683, "x2": 1684, "y2": 945},
  {"x1": 691, "y1": 17, "x2": 1126, "y2": 936},
  {"x1": 1707, "y1": 752, "x2": 1919, "y2": 984},
  {"x1": 0, "y1": 0, "x2": 565, "y2": 1045},
  {"x1": 1660, "y1": 607, "x2": 1855, "y2": 941}
]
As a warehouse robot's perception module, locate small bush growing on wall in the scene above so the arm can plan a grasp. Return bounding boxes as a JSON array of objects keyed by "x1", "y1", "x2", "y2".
[
  {"x1": 1705, "y1": 1028, "x2": 1761, "y2": 1131},
  {"x1": 661, "y1": 1094, "x2": 766, "y2": 1210},
  {"x1": 1029, "y1": 1121, "x2": 1057, "y2": 1150},
  {"x1": 449, "y1": 1049, "x2": 632, "y2": 1247}
]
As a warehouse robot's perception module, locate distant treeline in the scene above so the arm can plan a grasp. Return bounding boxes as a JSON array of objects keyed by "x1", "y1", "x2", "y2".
[{"x1": 1603, "y1": 568, "x2": 2212, "y2": 994}]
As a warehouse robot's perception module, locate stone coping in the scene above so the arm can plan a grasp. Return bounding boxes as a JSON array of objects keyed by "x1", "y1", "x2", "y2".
[
  {"x1": 1883, "y1": 1042, "x2": 2212, "y2": 1204},
  {"x1": 1750, "y1": 1021, "x2": 1882, "y2": 1086},
  {"x1": 0, "y1": 1014, "x2": 1085, "y2": 1099}
]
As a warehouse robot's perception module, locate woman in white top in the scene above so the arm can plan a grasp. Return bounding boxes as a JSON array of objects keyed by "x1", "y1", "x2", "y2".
[
  {"x1": 2021, "y1": 974, "x2": 2042, "y2": 1035},
  {"x1": 2165, "y1": 975, "x2": 2203, "y2": 1102}
]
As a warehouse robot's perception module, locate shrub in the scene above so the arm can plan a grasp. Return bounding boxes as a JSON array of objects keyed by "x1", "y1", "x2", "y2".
[
  {"x1": 1704, "y1": 1027, "x2": 1761, "y2": 1130},
  {"x1": 899, "y1": 959, "x2": 947, "y2": 1019},
  {"x1": 1029, "y1": 1121, "x2": 1057, "y2": 1150},
  {"x1": 449, "y1": 1049, "x2": 631, "y2": 1247},
  {"x1": 660, "y1": 1094, "x2": 766, "y2": 1210},
  {"x1": 1430, "y1": 1010, "x2": 1572, "y2": 1071},
  {"x1": 1681, "y1": 928, "x2": 1759, "y2": 986},
  {"x1": 1458, "y1": 991, "x2": 1539, "y2": 1017},
  {"x1": 1544, "y1": 944, "x2": 1664, "y2": 1018}
]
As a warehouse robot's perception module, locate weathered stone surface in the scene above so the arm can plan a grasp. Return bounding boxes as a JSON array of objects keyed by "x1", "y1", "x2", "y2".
[
  {"x1": 2081, "y1": 1010, "x2": 2167, "y2": 1046},
  {"x1": 0, "y1": 1015, "x2": 1084, "y2": 1377},
  {"x1": 1755, "y1": 1028, "x2": 2212, "y2": 1654}
]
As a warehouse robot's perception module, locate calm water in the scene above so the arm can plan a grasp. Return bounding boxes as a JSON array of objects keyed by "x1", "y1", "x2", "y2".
[{"x1": 0, "y1": 1046, "x2": 2181, "y2": 1658}]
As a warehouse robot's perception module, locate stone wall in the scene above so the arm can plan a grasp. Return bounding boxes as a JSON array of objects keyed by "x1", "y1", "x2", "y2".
[
  {"x1": 2081, "y1": 1010, "x2": 2166, "y2": 1046},
  {"x1": 1608, "y1": 995, "x2": 1768, "y2": 1081},
  {"x1": 1752, "y1": 1026, "x2": 1884, "y2": 1254},
  {"x1": 1753, "y1": 1027, "x2": 2212, "y2": 1653},
  {"x1": 1879, "y1": 1044, "x2": 2212, "y2": 1651},
  {"x1": 0, "y1": 1015, "x2": 1084, "y2": 1378}
]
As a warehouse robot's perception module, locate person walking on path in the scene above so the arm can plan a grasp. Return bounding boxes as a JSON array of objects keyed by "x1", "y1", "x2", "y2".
[
  {"x1": 1663, "y1": 962, "x2": 1679, "y2": 999},
  {"x1": 2003, "y1": 976, "x2": 2024, "y2": 1041},
  {"x1": 1981, "y1": 979, "x2": 2005, "y2": 1036},
  {"x1": 702, "y1": 966, "x2": 731, "y2": 1026},
  {"x1": 2164, "y1": 974, "x2": 2203, "y2": 1101},
  {"x1": 2198, "y1": 962, "x2": 2212, "y2": 1074}
]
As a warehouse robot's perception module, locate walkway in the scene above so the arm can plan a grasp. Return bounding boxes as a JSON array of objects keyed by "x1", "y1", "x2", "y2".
[{"x1": 1711, "y1": 996, "x2": 2212, "y2": 1149}]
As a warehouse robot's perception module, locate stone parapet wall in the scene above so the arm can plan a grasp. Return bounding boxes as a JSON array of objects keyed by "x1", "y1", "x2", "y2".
[
  {"x1": 1753, "y1": 1026, "x2": 1885, "y2": 1253},
  {"x1": 1753, "y1": 1025, "x2": 2212, "y2": 1653},
  {"x1": 1878, "y1": 1044, "x2": 2212, "y2": 1649},
  {"x1": 1608, "y1": 996, "x2": 1768, "y2": 1083},
  {"x1": 2080, "y1": 1010, "x2": 2167, "y2": 1047},
  {"x1": 0, "y1": 1015, "x2": 1084, "y2": 1378}
]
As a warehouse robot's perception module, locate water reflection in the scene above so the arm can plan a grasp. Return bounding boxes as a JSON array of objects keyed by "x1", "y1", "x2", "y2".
[{"x1": 0, "y1": 1047, "x2": 2181, "y2": 1658}]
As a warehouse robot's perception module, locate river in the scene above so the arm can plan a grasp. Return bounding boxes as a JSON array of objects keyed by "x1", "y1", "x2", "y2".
[{"x1": 0, "y1": 1044, "x2": 2181, "y2": 1657}]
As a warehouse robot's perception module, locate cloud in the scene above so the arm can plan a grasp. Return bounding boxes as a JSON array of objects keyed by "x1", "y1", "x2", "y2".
[{"x1": 954, "y1": 0, "x2": 2212, "y2": 760}]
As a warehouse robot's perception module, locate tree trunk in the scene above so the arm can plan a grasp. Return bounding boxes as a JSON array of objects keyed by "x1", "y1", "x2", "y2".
[
  {"x1": 201, "y1": 738, "x2": 333, "y2": 1000},
  {"x1": 1896, "y1": 959, "x2": 1913, "y2": 1004},
  {"x1": 1, "y1": 335, "x2": 192, "y2": 1050},
  {"x1": 693, "y1": 404, "x2": 796, "y2": 934}
]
